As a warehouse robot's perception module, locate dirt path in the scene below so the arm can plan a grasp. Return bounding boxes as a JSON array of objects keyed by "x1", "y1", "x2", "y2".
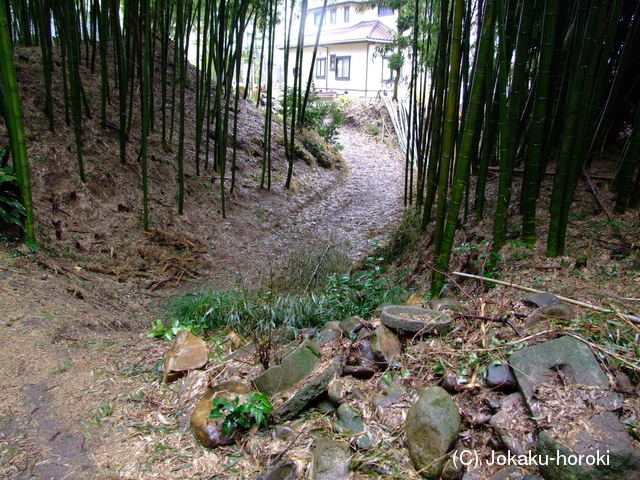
[
  {"x1": 0, "y1": 125, "x2": 406, "y2": 479},
  {"x1": 260, "y1": 125, "x2": 406, "y2": 270}
]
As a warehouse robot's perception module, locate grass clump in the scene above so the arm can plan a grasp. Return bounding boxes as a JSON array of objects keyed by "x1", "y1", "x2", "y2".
[
  {"x1": 158, "y1": 251, "x2": 409, "y2": 339},
  {"x1": 372, "y1": 208, "x2": 422, "y2": 264}
]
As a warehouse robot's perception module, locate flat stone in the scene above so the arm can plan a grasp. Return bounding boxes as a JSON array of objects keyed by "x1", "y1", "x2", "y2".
[
  {"x1": 272, "y1": 356, "x2": 342, "y2": 422},
  {"x1": 254, "y1": 340, "x2": 321, "y2": 396},
  {"x1": 406, "y1": 386, "x2": 461, "y2": 479},
  {"x1": 342, "y1": 365, "x2": 376, "y2": 379},
  {"x1": 537, "y1": 412, "x2": 640, "y2": 480},
  {"x1": 372, "y1": 385, "x2": 405, "y2": 409},
  {"x1": 339, "y1": 316, "x2": 362, "y2": 336},
  {"x1": 489, "y1": 393, "x2": 536, "y2": 456},
  {"x1": 522, "y1": 293, "x2": 562, "y2": 308},
  {"x1": 256, "y1": 459, "x2": 297, "y2": 480},
  {"x1": 312, "y1": 437, "x2": 351, "y2": 480},
  {"x1": 334, "y1": 403, "x2": 371, "y2": 450},
  {"x1": 314, "y1": 321, "x2": 342, "y2": 348},
  {"x1": 164, "y1": 330, "x2": 209, "y2": 382},
  {"x1": 381, "y1": 305, "x2": 452, "y2": 335},
  {"x1": 509, "y1": 336, "x2": 610, "y2": 417},
  {"x1": 529, "y1": 303, "x2": 575, "y2": 323},
  {"x1": 484, "y1": 361, "x2": 517, "y2": 391},
  {"x1": 370, "y1": 324, "x2": 402, "y2": 367},
  {"x1": 190, "y1": 380, "x2": 253, "y2": 448}
]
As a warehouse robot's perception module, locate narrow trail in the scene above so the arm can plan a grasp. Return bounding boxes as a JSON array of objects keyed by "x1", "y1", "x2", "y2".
[{"x1": 263, "y1": 125, "x2": 406, "y2": 267}]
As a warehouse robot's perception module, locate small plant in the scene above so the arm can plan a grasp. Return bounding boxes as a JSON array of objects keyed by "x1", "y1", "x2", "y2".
[
  {"x1": 147, "y1": 318, "x2": 198, "y2": 341},
  {"x1": 209, "y1": 393, "x2": 273, "y2": 435},
  {"x1": 0, "y1": 162, "x2": 26, "y2": 239}
]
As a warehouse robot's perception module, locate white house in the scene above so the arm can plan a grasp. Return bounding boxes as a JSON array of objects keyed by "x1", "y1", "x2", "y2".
[{"x1": 285, "y1": 0, "x2": 399, "y2": 97}]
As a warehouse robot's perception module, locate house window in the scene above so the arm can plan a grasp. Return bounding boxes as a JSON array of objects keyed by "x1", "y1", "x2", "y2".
[
  {"x1": 313, "y1": 11, "x2": 326, "y2": 26},
  {"x1": 330, "y1": 8, "x2": 336, "y2": 23},
  {"x1": 316, "y1": 58, "x2": 326, "y2": 79},
  {"x1": 378, "y1": 6, "x2": 393, "y2": 16},
  {"x1": 382, "y1": 56, "x2": 395, "y2": 83},
  {"x1": 344, "y1": 6, "x2": 350, "y2": 22},
  {"x1": 329, "y1": 54, "x2": 336, "y2": 71},
  {"x1": 336, "y1": 56, "x2": 350, "y2": 80}
]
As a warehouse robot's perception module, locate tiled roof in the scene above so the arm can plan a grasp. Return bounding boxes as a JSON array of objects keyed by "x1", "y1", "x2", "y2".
[{"x1": 301, "y1": 20, "x2": 394, "y2": 46}]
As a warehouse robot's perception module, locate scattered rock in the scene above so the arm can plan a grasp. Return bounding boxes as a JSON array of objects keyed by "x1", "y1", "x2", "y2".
[
  {"x1": 334, "y1": 403, "x2": 371, "y2": 449},
  {"x1": 272, "y1": 356, "x2": 342, "y2": 422},
  {"x1": 372, "y1": 385, "x2": 404, "y2": 409},
  {"x1": 440, "y1": 454, "x2": 464, "y2": 480},
  {"x1": 614, "y1": 371, "x2": 636, "y2": 395},
  {"x1": 339, "y1": 316, "x2": 362, "y2": 336},
  {"x1": 484, "y1": 361, "x2": 517, "y2": 391},
  {"x1": 529, "y1": 303, "x2": 575, "y2": 324},
  {"x1": 314, "y1": 321, "x2": 342, "y2": 348},
  {"x1": 489, "y1": 393, "x2": 536, "y2": 456},
  {"x1": 312, "y1": 437, "x2": 352, "y2": 480},
  {"x1": 356, "y1": 339, "x2": 377, "y2": 368},
  {"x1": 441, "y1": 370, "x2": 467, "y2": 393},
  {"x1": 381, "y1": 305, "x2": 453, "y2": 335},
  {"x1": 610, "y1": 246, "x2": 630, "y2": 260},
  {"x1": 342, "y1": 365, "x2": 376, "y2": 379},
  {"x1": 406, "y1": 386, "x2": 461, "y2": 479},
  {"x1": 254, "y1": 340, "x2": 321, "y2": 396},
  {"x1": 271, "y1": 426, "x2": 296, "y2": 442},
  {"x1": 327, "y1": 378, "x2": 345, "y2": 405},
  {"x1": 190, "y1": 380, "x2": 253, "y2": 447},
  {"x1": 522, "y1": 293, "x2": 562, "y2": 308},
  {"x1": 370, "y1": 324, "x2": 402, "y2": 367},
  {"x1": 537, "y1": 413, "x2": 640, "y2": 480},
  {"x1": 256, "y1": 459, "x2": 297, "y2": 480},
  {"x1": 164, "y1": 330, "x2": 209, "y2": 383}
]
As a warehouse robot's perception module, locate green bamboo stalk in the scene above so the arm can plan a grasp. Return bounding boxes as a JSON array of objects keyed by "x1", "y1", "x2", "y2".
[
  {"x1": 432, "y1": 0, "x2": 496, "y2": 294},
  {"x1": 0, "y1": 2, "x2": 34, "y2": 244}
]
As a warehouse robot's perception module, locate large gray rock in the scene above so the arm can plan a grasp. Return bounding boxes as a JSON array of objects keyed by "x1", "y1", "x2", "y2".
[
  {"x1": 509, "y1": 336, "x2": 609, "y2": 416},
  {"x1": 254, "y1": 340, "x2": 321, "y2": 396},
  {"x1": 314, "y1": 321, "x2": 342, "y2": 348},
  {"x1": 537, "y1": 412, "x2": 640, "y2": 480},
  {"x1": 164, "y1": 330, "x2": 209, "y2": 382},
  {"x1": 312, "y1": 437, "x2": 351, "y2": 480},
  {"x1": 510, "y1": 336, "x2": 640, "y2": 480},
  {"x1": 406, "y1": 386, "x2": 461, "y2": 479},
  {"x1": 381, "y1": 305, "x2": 452, "y2": 335},
  {"x1": 523, "y1": 293, "x2": 562, "y2": 308}
]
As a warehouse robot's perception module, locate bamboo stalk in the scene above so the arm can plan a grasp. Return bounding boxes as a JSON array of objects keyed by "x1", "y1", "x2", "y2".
[{"x1": 452, "y1": 271, "x2": 640, "y2": 324}]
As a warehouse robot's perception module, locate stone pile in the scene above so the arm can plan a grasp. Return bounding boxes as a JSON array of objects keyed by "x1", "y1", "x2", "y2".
[{"x1": 160, "y1": 295, "x2": 640, "y2": 479}]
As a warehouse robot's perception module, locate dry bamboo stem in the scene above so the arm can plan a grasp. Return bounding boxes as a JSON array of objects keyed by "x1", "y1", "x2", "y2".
[{"x1": 452, "y1": 271, "x2": 640, "y2": 324}]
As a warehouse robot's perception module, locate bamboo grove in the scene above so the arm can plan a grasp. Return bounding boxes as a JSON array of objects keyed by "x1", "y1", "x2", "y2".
[
  {"x1": 0, "y1": 0, "x2": 639, "y2": 295},
  {"x1": 0, "y1": 0, "x2": 294, "y2": 239},
  {"x1": 394, "y1": 0, "x2": 640, "y2": 294}
]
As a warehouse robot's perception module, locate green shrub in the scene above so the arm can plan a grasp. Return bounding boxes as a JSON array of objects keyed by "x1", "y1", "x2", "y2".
[
  {"x1": 0, "y1": 161, "x2": 26, "y2": 239},
  {"x1": 372, "y1": 208, "x2": 422, "y2": 264},
  {"x1": 158, "y1": 254, "x2": 409, "y2": 339}
]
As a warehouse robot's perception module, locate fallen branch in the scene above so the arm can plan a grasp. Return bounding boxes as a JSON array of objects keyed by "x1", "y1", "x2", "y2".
[{"x1": 452, "y1": 271, "x2": 640, "y2": 324}]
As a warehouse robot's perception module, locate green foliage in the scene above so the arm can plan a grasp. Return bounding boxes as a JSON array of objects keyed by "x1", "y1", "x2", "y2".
[
  {"x1": 209, "y1": 393, "x2": 272, "y2": 435},
  {"x1": 280, "y1": 87, "x2": 344, "y2": 146},
  {"x1": 372, "y1": 209, "x2": 422, "y2": 264},
  {"x1": 147, "y1": 318, "x2": 198, "y2": 341},
  {"x1": 0, "y1": 161, "x2": 26, "y2": 238},
  {"x1": 160, "y1": 251, "x2": 409, "y2": 338}
]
